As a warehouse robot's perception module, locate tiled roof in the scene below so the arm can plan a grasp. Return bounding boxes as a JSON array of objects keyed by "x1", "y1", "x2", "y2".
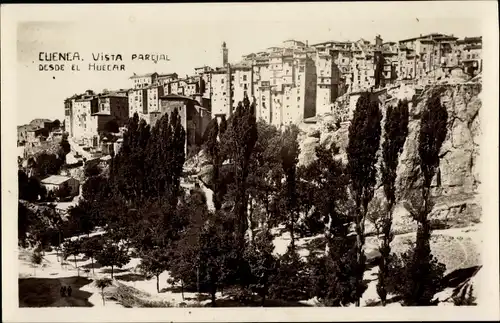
[{"x1": 41, "y1": 175, "x2": 74, "y2": 185}]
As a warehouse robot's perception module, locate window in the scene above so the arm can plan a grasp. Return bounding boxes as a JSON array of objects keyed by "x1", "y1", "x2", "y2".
[
  {"x1": 243, "y1": 75, "x2": 247, "y2": 81},
  {"x1": 221, "y1": 79, "x2": 225, "y2": 84},
  {"x1": 297, "y1": 96, "x2": 300, "y2": 101}
]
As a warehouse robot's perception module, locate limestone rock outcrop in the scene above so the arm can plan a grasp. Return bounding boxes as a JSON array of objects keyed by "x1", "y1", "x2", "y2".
[{"x1": 297, "y1": 83, "x2": 482, "y2": 232}]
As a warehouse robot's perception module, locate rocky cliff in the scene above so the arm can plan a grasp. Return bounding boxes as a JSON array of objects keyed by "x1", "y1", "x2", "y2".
[{"x1": 298, "y1": 82, "x2": 482, "y2": 233}]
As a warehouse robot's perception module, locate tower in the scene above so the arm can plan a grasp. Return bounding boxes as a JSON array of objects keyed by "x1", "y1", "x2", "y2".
[{"x1": 221, "y1": 41, "x2": 228, "y2": 66}]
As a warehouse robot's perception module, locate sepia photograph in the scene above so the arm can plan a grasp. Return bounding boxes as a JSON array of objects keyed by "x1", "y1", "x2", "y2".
[{"x1": 2, "y1": 2, "x2": 499, "y2": 322}]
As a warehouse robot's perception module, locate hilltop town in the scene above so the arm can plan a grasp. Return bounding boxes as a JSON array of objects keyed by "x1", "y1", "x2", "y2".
[
  {"x1": 18, "y1": 33, "x2": 482, "y2": 158},
  {"x1": 17, "y1": 32, "x2": 484, "y2": 309}
]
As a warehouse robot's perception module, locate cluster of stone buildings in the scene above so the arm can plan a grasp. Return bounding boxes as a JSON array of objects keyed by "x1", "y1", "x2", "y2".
[
  {"x1": 60, "y1": 33, "x2": 482, "y2": 153},
  {"x1": 17, "y1": 118, "x2": 63, "y2": 147}
]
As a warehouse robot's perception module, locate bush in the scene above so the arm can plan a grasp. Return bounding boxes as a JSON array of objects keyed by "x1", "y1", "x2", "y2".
[
  {"x1": 385, "y1": 246, "x2": 446, "y2": 306},
  {"x1": 269, "y1": 247, "x2": 310, "y2": 301}
]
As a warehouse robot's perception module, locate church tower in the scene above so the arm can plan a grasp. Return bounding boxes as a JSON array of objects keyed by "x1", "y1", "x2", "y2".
[{"x1": 221, "y1": 41, "x2": 228, "y2": 66}]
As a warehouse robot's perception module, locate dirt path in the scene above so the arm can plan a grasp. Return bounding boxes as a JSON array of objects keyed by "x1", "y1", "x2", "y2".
[{"x1": 19, "y1": 276, "x2": 93, "y2": 307}]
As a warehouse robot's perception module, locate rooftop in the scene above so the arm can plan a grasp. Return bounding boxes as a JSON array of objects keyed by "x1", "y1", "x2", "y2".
[
  {"x1": 158, "y1": 73, "x2": 178, "y2": 77},
  {"x1": 129, "y1": 72, "x2": 158, "y2": 79},
  {"x1": 41, "y1": 175, "x2": 75, "y2": 185},
  {"x1": 30, "y1": 118, "x2": 53, "y2": 124},
  {"x1": 159, "y1": 94, "x2": 200, "y2": 102}
]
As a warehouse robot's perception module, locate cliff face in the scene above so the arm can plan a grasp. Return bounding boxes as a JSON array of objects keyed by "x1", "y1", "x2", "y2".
[{"x1": 298, "y1": 82, "x2": 482, "y2": 232}]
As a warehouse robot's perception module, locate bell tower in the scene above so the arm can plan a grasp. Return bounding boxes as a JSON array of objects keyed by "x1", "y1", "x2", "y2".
[{"x1": 222, "y1": 41, "x2": 228, "y2": 66}]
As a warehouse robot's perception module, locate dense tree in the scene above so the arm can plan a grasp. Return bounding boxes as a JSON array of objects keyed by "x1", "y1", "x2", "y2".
[
  {"x1": 139, "y1": 248, "x2": 170, "y2": 293},
  {"x1": 246, "y1": 121, "x2": 282, "y2": 234},
  {"x1": 95, "y1": 238, "x2": 130, "y2": 279},
  {"x1": 278, "y1": 125, "x2": 301, "y2": 251},
  {"x1": 81, "y1": 236, "x2": 103, "y2": 275},
  {"x1": 244, "y1": 230, "x2": 278, "y2": 305},
  {"x1": 63, "y1": 238, "x2": 83, "y2": 275},
  {"x1": 168, "y1": 185, "x2": 211, "y2": 300},
  {"x1": 84, "y1": 162, "x2": 102, "y2": 178},
  {"x1": 268, "y1": 246, "x2": 309, "y2": 302},
  {"x1": 376, "y1": 99, "x2": 409, "y2": 305},
  {"x1": 52, "y1": 119, "x2": 61, "y2": 129},
  {"x1": 18, "y1": 202, "x2": 33, "y2": 247},
  {"x1": 385, "y1": 241, "x2": 446, "y2": 306},
  {"x1": 203, "y1": 117, "x2": 227, "y2": 211},
  {"x1": 346, "y1": 93, "x2": 382, "y2": 306},
  {"x1": 32, "y1": 152, "x2": 64, "y2": 179},
  {"x1": 59, "y1": 133, "x2": 71, "y2": 157},
  {"x1": 18, "y1": 170, "x2": 46, "y2": 202},
  {"x1": 401, "y1": 91, "x2": 448, "y2": 306},
  {"x1": 220, "y1": 95, "x2": 258, "y2": 250},
  {"x1": 110, "y1": 114, "x2": 149, "y2": 201},
  {"x1": 304, "y1": 144, "x2": 359, "y2": 306},
  {"x1": 197, "y1": 211, "x2": 240, "y2": 306}
]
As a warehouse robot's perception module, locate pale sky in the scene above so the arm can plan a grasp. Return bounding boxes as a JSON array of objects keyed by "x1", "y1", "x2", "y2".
[{"x1": 13, "y1": 2, "x2": 489, "y2": 125}]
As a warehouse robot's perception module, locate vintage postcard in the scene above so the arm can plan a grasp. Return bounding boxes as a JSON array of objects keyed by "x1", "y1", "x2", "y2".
[{"x1": 2, "y1": 2, "x2": 499, "y2": 322}]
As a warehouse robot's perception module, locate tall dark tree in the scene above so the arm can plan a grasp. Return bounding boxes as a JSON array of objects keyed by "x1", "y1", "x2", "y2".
[
  {"x1": 346, "y1": 93, "x2": 382, "y2": 306},
  {"x1": 244, "y1": 229, "x2": 278, "y2": 305},
  {"x1": 279, "y1": 125, "x2": 300, "y2": 251},
  {"x1": 268, "y1": 246, "x2": 309, "y2": 302},
  {"x1": 247, "y1": 121, "x2": 282, "y2": 232},
  {"x1": 221, "y1": 96, "x2": 258, "y2": 251},
  {"x1": 59, "y1": 133, "x2": 71, "y2": 158},
  {"x1": 203, "y1": 117, "x2": 227, "y2": 211},
  {"x1": 402, "y1": 91, "x2": 448, "y2": 306},
  {"x1": 95, "y1": 238, "x2": 130, "y2": 279},
  {"x1": 63, "y1": 238, "x2": 83, "y2": 275},
  {"x1": 197, "y1": 211, "x2": 240, "y2": 307},
  {"x1": 305, "y1": 144, "x2": 359, "y2": 306},
  {"x1": 81, "y1": 236, "x2": 103, "y2": 275},
  {"x1": 52, "y1": 119, "x2": 61, "y2": 129},
  {"x1": 376, "y1": 99, "x2": 409, "y2": 305},
  {"x1": 18, "y1": 170, "x2": 45, "y2": 202},
  {"x1": 169, "y1": 186, "x2": 210, "y2": 299}
]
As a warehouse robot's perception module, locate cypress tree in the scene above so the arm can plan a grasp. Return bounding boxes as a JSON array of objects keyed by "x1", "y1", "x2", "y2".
[
  {"x1": 346, "y1": 93, "x2": 382, "y2": 306},
  {"x1": 406, "y1": 91, "x2": 448, "y2": 306},
  {"x1": 377, "y1": 99, "x2": 409, "y2": 305}
]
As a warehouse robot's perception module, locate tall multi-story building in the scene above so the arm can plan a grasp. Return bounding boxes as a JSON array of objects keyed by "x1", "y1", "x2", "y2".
[
  {"x1": 65, "y1": 90, "x2": 129, "y2": 147},
  {"x1": 210, "y1": 67, "x2": 232, "y2": 120},
  {"x1": 457, "y1": 36, "x2": 482, "y2": 76},
  {"x1": 146, "y1": 85, "x2": 164, "y2": 113},
  {"x1": 157, "y1": 73, "x2": 178, "y2": 86},
  {"x1": 130, "y1": 72, "x2": 158, "y2": 89},
  {"x1": 128, "y1": 88, "x2": 149, "y2": 120},
  {"x1": 211, "y1": 41, "x2": 317, "y2": 127}
]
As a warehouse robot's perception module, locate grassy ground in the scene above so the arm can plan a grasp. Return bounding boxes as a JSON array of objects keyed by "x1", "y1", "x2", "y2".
[{"x1": 19, "y1": 276, "x2": 93, "y2": 307}]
